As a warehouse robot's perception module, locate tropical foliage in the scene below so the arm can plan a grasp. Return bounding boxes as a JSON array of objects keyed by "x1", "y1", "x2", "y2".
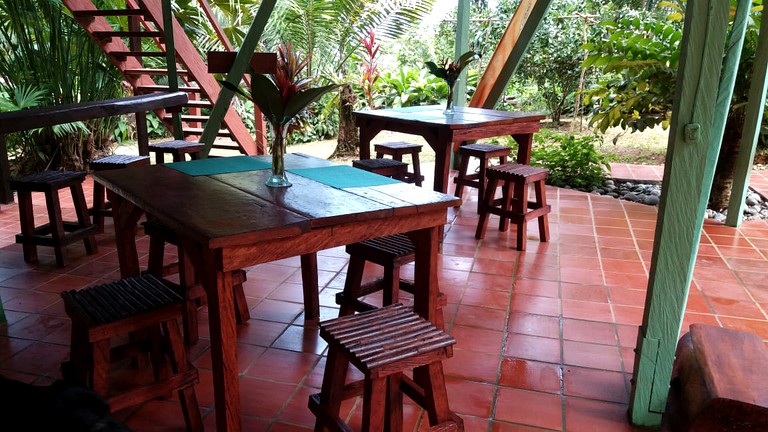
[{"x1": 0, "y1": 0, "x2": 123, "y2": 175}]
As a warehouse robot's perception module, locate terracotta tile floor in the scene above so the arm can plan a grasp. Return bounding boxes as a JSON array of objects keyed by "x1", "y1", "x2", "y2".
[{"x1": 0, "y1": 163, "x2": 767, "y2": 431}]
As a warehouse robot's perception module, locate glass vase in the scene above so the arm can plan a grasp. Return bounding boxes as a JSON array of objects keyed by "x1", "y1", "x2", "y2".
[
  {"x1": 265, "y1": 122, "x2": 292, "y2": 188},
  {"x1": 444, "y1": 83, "x2": 455, "y2": 117}
]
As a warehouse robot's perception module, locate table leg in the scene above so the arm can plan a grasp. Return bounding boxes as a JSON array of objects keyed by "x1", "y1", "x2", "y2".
[
  {"x1": 512, "y1": 133, "x2": 534, "y2": 164},
  {"x1": 300, "y1": 253, "x2": 320, "y2": 321},
  {"x1": 107, "y1": 190, "x2": 144, "y2": 278},
  {"x1": 199, "y1": 260, "x2": 241, "y2": 432},
  {"x1": 357, "y1": 121, "x2": 383, "y2": 160},
  {"x1": 406, "y1": 227, "x2": 442, "y2": 328},
  {"x1": 423, "y1": 132, "x2": 453, "y2": 194}
]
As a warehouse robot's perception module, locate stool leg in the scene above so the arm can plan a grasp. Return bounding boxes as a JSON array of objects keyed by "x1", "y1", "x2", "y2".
[
  {"x1": 453, "y1": 153, "x2": 471, "y2": 200},
  {"x1": 172, "y1": 151, "x2": 185, "y2": 163},
  {"x1": 498, "y1": 180, "x2": 513, "y2": 233},
  {"x1": 177, "y1": 245, "x2": 200, "y2": 345},
  {"x1": 476, "y1": 157, "x2": 490, "y2": 214},
  {"x1": 339, "y1": 255, "x2": 366, "y2": 316},
  {"x1": 154, "y1": 152, "x2": 164, "y2": 164},
  {"x1": 535, "y1": 180, "x2": 550, "y2": 243},
  {"x1": 475, "y1": 177, "x2": 500, "y2": 240},
  {"x1": 411, "y1": 152, "x2": 423, "y2": 187},
  {"x1": 514, "y1": 181, "x2": 529, "y2": 251},
  {"x1": 90, "y1": 339, "x2": 112, "y2": 396},
  {"x1": 91, "y1": 180, "x2": 107, "y2": 233},
  {"x1": 163, "y1": 318, "x2": 204, "y2": 432},
  {"x1": 233, "y1": 275, "x2": 251, "y2": 324},
  {"x1": 70, "y1": 183, "x2": 97, "y2": 255},
  {"x1": 382, "y1": 263, "x2": 401, "y2": 307},
  {"x1": 415, "y1": 362, "x2": 463, "y2": 430},
  {"x1": 386, "y1": 373, "x2": 403, "y2": 432},
  {"x1": 67, "y1": 324, "x2": 90, "y2": 386},
  {"x1": 16, "y1": 189, "x2": 38, "y2": 263},
  {"x1": 363, "y1": 376, "x2": 387, "y2": 432},
  {"x1": 44, "y1": 188, "x2": 67, "y2": 267},
  {"x1": 314, "y1": 348, "x2": 350, "y2": 432}
]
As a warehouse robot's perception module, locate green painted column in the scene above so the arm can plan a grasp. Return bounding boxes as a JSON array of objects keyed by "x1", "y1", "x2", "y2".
[
  {"x1": 628, "y1": 0, "x2": 730, "y2": 427},
  {"x1": 454, "y1": 0, "x2": 471, "y2": 108},
  {"x1": 726, "y1": 8, "x2": 768, "y2": 227},
  {"x1": 200, "y1": 0, "x2": 276, "y2": 156}
]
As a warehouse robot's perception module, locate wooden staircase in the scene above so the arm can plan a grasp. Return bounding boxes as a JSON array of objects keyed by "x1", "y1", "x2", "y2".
[{"x1": 62, "y1": 0, "x2": 259, "y2": 155}]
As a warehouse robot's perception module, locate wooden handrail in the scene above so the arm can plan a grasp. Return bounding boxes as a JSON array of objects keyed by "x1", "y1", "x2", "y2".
[
  {"x1": 0, "y1": 92, "x2": 187, "y2": 134},
  {"x1": 0, "y1": 91, "x2": 188, "y2": 204}
]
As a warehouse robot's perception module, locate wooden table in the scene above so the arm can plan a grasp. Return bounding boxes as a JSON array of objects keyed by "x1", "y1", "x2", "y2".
[
  {"x1": 355, "y1": 105, "x2": 545, "y2": 193},
  {"x1": 94, "y1": 154, "x2": 460, "y2": 432}
]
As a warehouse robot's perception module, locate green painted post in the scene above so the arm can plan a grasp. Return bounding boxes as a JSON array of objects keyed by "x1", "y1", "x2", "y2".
[
  {"x1": 454, "y1": 0, "x2": 471, "y2": 108},
  {"x1": 628, "y1": 0, "x2": 730, "y2": 427},
  {"x1": 200, "y1": 0, "x2": 277, "y2": 156},
  {"x1": 725, "y1": 8, "x2": 768, "y2": 227},
  {"x1": 480, "y1": 0, "x2": 552, "y2": 108},
  {"x1": 161, "y1": 0, "x2": 183, "y2": 140}
]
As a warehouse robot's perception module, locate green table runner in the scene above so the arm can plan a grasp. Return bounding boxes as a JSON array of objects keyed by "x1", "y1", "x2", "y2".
[
  {"x1": 288, "y1": 165, "x2": 401, "y2": 188},
  {"x1": 166, "y1": 156, "x2": 270, "y2": 176}
]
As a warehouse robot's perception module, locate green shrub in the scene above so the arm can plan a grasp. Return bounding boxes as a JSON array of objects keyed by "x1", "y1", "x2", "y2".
[{"x1": 499, "y1": 130, "x2": 612, "y2": 191}]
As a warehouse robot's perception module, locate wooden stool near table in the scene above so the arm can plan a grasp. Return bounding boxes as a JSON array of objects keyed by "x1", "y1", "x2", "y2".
[
  {"x1": 143, "y1": 219, "x2": 250, "y2": 344},
  {"x1": 352, "y1": 158, "x2": 408, "y2": 181},
  {"x1": 60, "y1": 275, "x2": 203, "y2": 432},
  {"x1": 10, "y1": 171, "x2": 98, "y2": 267},
  {"x1": 337, "y1": 234, "x2": 416, "y2": 316},
  {"x1": 475, "y1": 163, "x2": 551, "y2": 251},
  {"x1": 89, "y1": 155, "x2": 150, "y2": 232},
  {"x1": 308, "y1": 303, "x2": 463, "y2": 432},
  {"x1": 148, "y1": 139, "x2": 204, "y2": 163},
  {"x1": 374, "y1": 141, "x2": 424, "y2": 186},
  {"x1": 453, "y1": 143, "x2": 511, "y2": 213}
]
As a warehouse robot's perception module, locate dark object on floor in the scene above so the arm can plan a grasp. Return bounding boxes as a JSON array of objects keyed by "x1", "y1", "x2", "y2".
[
  {"x1": 668, "y1": 324, "x2": 768, "y2": 431},
  {"x1": 0, "y1": 375, "x2": 131, "y2": 432}
]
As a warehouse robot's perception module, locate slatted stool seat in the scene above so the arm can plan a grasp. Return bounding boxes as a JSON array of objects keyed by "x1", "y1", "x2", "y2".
[
  {"x1": 374, "y1": 141, "x2": 424, "y2": 186},
  {"x1": 309, "y1": 303, "x2": 462, "y2": 432},
  {"x1": 476, "y1": 163, "x2": 551, "y2": 251},
  {"x1": 61, "y1": 275, "x2": 203, "y2": 432},
  {"x1": 337, "y1": 234, "x2": 418, "y2": 316},
  {"x1": 148, "y1": 140, "x2": 204, "y2": 163},
  {"x1": 143, "y1": 220, "x2": 250, "y2": 344},
  {"x1": 89, "y1": 155, "x2": 150, "y2": 232},
  {"x1": 10, "y1": 170, "x2": 98, "y2": 267},
  {"x1": 453, "y1": 143, "x2": 511, "y2": 213},
  {"x1": 352, "y1": 158, "x2": 408, "y2": 181}
]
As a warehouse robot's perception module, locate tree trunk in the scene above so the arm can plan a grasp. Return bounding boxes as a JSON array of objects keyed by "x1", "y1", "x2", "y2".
[
  {"x1": 709, "y1": 110, "x2": 746, "y2": 210},
  {"x1": 331, "y1": 84, "x2": 360, "y2": 158}
]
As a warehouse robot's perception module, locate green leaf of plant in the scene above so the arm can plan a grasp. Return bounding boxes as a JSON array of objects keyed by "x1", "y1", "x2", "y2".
[
  {"x1": 283, "y1": 84, "x2": 340, "y2": 122},
  {"x1": 248, "y1": 74, "x2": 283, "y2": 124}
]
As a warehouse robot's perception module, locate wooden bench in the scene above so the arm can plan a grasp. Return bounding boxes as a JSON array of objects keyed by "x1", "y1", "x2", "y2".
[
  {"x1": 89, "y1": 154, "x2": 150, "y2": 232},
  {"x1": 309, "y1": 303, "x2": 462, "y2": 431},
  {"x1": 148, "y1": 139, "x2": 205, "y2": 163},
  {"x1": 669, "y1": 324, "x2": 768, "y2": 431},
  {"x1": 61, "y1": 274, "x2": 203, "y2": 431}
]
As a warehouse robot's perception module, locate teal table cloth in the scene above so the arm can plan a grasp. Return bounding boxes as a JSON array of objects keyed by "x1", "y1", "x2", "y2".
[
  {"x1": 288, "y1": 165, "x2": 401, "y2": 188},
  {"x1": 166, "y1": 156, "x2": 271, "y2": 176}
]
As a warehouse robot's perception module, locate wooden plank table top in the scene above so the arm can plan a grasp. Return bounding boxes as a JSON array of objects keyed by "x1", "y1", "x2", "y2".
[
  {"x1": 94, "y1": 153, "x2": 460, "y2": 432},
  {"x1": 354, "y1": 105, "x2": 545, "y2": 193}
]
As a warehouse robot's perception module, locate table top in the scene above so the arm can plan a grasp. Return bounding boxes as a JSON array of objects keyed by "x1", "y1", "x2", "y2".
[
  {"x1": 94, "y1": 153, "x2": 459, "y2": 250},
  {"x1": 354, "y1": 105, "x2": 545, "y2": 129}
]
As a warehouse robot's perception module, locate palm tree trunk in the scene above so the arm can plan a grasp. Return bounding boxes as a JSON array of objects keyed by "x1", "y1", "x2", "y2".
[
  {"x1": 332, "y1": 84, "x2": 360, "y2": 158},
  {"x1": 709, "y1": 110, "x2": 746, "y2": 210}
]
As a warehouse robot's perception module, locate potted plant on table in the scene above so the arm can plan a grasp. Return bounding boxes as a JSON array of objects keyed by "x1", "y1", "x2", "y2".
[
  {"x1": 425, "y1": 50, "x2": 478, "y2": 116},
  {"x1": 222, "y1": 43, "x2": 338, "y2": 187}
]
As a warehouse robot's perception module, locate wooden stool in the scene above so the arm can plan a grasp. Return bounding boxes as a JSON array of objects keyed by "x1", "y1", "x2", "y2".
[
  {"x1": 148, "y1": 140, "x2": 204, "y2": 163},
  {"x1": 61, "y1": 275, "x2": 203, "y2": 432},
  {"x1": 475, "y1": 163, "x2": 551, "y2": 251},
  {"x1": 352, "y1": 158, "x2": 408, "y2": 181},
  {"x1": 668, "y1": 324, "x2": 768, "y2": 431},
  {"x1": 10, "y1": 171, "x2": 98, "y2": 267},
  {"x1": 337, "y1": 234, "x2": 416, "y2": 316},
  {"x1": 143, "y1": 220, "x2": 250, "y2": 344},
  {"x1": 90, "y1": 155, "x2": 150, "y2": 232},
  {"x1": 308, "y1": 303, "x2": 462, "y2": 432},
  {"x1": 453, "y1": 143, "x2": 511, "y2": 213},
  {"x1": 374, "y1": 141, "x2": 424, "y2": 186}
]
